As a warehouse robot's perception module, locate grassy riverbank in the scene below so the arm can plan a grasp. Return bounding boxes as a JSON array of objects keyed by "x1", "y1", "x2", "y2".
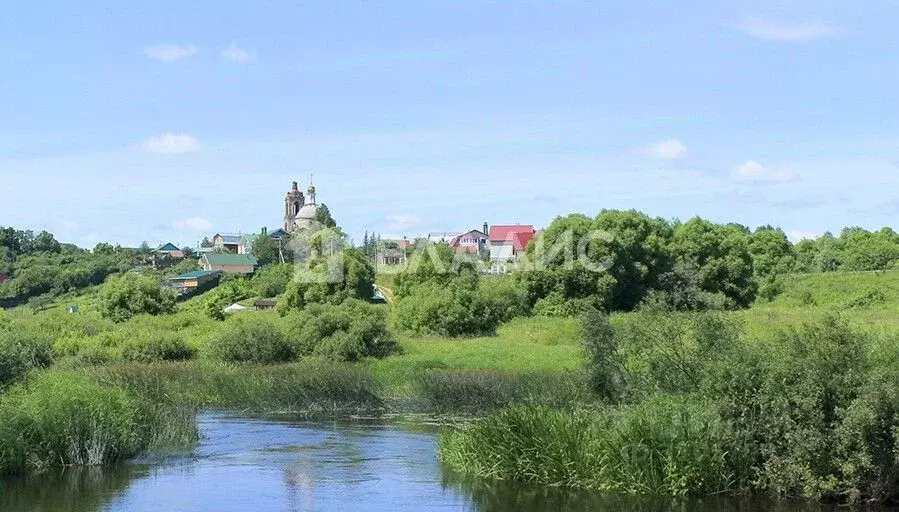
[{"x1": 4, "y1": 270, "x2": 899, "y2": 499}]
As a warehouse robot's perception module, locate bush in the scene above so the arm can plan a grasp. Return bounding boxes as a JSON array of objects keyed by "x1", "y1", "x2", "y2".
[
  {"x1": 843, "y1": 288, "x2": 886, "y2": 309},
  {"x1": 391, "y1": 280, "x2": 503, "y2": 337},
  {"x1": 278, "y1": 249, "x2": 375, "y2": 312},
  {"x1": 532, "y1": 291, "x2": 602, "y2": 317},
  {"x1": 0, "y1": 329, "x2": 53, "y2": 388},
  {"x1": 252, "y1": 263, "x2": 293, "y2": 298},
  {"x1": 283, "y1": 299, "x2": 397, "y2": 361},
  {"x1": 582, "y1": 309, "x2": 626, "y2": 402},
  {"x1": 98, "y1": 273, "x2": 176, "y2": 322},
  {"x1": 120, "y1": 332, "x2": 196, "y2": 363},
  {"x1": 479, "y1": 276, "x2": 531, "y2": 321},
  {"x1": 614, "y1": 309, "x2": 742, "y2": 398},
  {"x1": 210, "y1": 318, "x2": 294, "y2": 364}
]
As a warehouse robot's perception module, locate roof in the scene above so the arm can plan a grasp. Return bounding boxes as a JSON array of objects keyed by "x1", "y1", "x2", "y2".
[
  {"x1": 489, "y1": 225, "x2": 537, "y2": 251},
  {"x1": 202, "y1": 253, "x2": 259, "y2": 266},
  {"x1": 171, "y1": 270, "x2": 223, "y2": 280},
  {"x1": 224, "y1": 303, "x2": 248, "y2": 313},
  {"x1": 268, "y1": 228, "x2": 289, "y2": 239},
  {"x1": 296, "y1": 203, "x2": 318, "y2": 220},
  {"x1": 157, "y1": 242, "x2": 180, "y2": 252},
  {"x1": 254, "y1": 299, "x2": 278, "y2": 307},
  {"x1": 214, "y1": 234, "x2": 246, "y2": 245}
]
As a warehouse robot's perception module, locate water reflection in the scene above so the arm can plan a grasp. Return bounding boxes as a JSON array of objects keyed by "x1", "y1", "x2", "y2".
[
  {"x1": 442, "y1": 471, "x2": 850, "y2": 512},
  {"x1": 0, "y1": 414, "x2": 875, "y2": 511},
  {"x1": 0, "y1": 465, "x2": 146, "y2": 512}
]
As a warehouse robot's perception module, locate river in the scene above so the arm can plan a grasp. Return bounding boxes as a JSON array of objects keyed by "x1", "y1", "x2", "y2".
[{"x1": 0, "y1": 413, "x2": 856, "y2": 511}]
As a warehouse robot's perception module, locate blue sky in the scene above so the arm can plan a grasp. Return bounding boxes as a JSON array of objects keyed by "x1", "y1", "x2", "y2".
[{"x1": 2, "y1": 1, "x2": 898, "y2": 248}]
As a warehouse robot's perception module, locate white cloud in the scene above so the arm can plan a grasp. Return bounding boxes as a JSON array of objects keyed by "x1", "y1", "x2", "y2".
[
  {"x1": 143, "y1": 44, "x2": 198, "y2": 62},
  {"x1": 786, "y1": 230, "x2": 820, "y2": 243},
  {"x1": 221, "y1": 43, "x2": 255, "y2": 63},
  {"x1": 140, "y1": 133, "x2": 201, "y2": 154},
  {"x1": 60, "y1": 219, "x2": 78, "y2": 230},
  {"x1": 386, "y1": 214, "x2": 421, "y2": 231},
  {"x1": 173, "y1": 217, "x2": 213, "y2": 232},
  {"x1": 735, "y1": 17, "x2": 838, "y2": 42},
  {"x1": 733, "y1": 160, "x2": 796, "y2": 182},
  {"x1": 646, "y1": 139, "x2": 688, "y2": 160}
]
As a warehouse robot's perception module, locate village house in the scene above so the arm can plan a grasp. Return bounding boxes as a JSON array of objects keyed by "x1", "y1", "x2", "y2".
[
  {"x1": 155, "y1": 242, "x2": 186, "y2": 259},
  {"x1": 165, "y1": 269, "x2": 223, "y2": 295},
  {"x1": 212, "y1": 234, "x2": 250, "y2": 254},
  {"x1": 378, "y1": 238, "x2": 412, "y2": 266},
  {"x1": 489, "y1": 224, "x2": 536, "y2": 262},
  {"x1": 450, "y1": 224, "x2": 489, "y2": 255},
  {"x1": 200, "y1": 253, "x2": 258, "y2": 274}
]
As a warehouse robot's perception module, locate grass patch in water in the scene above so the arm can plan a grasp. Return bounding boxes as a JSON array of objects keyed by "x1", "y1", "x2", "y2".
[
  {"x1": 439, "y1": 397, "x2": 749, "y2": 497},
  {"x1": 0, "y1": 371, "x2": 196, "y2": 474}
]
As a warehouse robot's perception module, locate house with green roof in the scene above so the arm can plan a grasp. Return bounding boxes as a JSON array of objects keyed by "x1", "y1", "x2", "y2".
[{"x1": 200, "y1": 253, "x2": 258, "y2": 274}]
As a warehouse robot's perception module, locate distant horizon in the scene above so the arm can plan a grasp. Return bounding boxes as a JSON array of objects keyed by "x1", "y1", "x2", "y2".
[{"x1": 4, "y1": 2, "x2": 898, "y2": 249}]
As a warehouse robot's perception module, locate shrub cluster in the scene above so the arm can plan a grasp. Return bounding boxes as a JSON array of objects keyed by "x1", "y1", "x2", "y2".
[
  {"x1": 98, "y1": 273, "x2": 177, "y2": 322},
  {"x1": 283, "y1": 299, "x2": 397, "y2": 361},
  {"x1": 391, "y1": 280, "x2": 503, "y2": 337},
  {"x1": 444, "y1": 311, "x2": 899, "y2": 502},
  {"x1": 120, "y1": 332, "x2": 196, "y2": 363},
  {"x1": 0, "y1": 329, "x2": 53, "y2": 388},
  {"x1": 210, "y1": 300, "x2": 396, "y2": 363}
]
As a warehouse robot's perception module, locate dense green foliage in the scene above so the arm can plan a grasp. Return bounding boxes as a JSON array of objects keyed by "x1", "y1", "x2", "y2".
[
  {"x1": 283, "y1": 300, "x2": 397, "y2": 361},
  {"x1": 278, "y1": 248, "x2": 375, "y2": 312},
  {"x1": 211, "y1": 318, "x2": 294, "y2": 364},
  {"x1": 120, "y1": 332, "x2": 196, "y2": 363},
  {"x1": 391, "y1": 243, "x2": 508, "y2": 336},
  {"x1": 98, "y1": 274, "x2": 177, "y2": 322},
  {"x1": 443, "y1": 310, "x2": 899, "y2": 502},
  {"x1": 0, "y1": 227, "x2": 131, "y2": 308},
  {"x1": 0, "y1": 330, "x2": 53, "y2": 388},
  {"x1": 520, "y1": 212, "x2": 899, "y2": 314},
  {"x1": 0, "y1": 372, "x2": 196, "y2": 474},
  {"x1": 440, "y1": 398, "x2": 744, "y2": 496},
  {"x1": 211, "y1": 300, "x2": 396, "y2": 363}
]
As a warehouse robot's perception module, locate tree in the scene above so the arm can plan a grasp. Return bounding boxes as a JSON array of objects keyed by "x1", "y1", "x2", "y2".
[
  {"x1": 32, "y1": 231, "x2": 61, "y2": 254},
  {"x1": 250, "y1": 232, "x2": 281, "y2": 266},
  {"x1": 278, "y1": 248, "x2": 375, "y2": 313},
  {"x1": 98, "y1": 273, "x2": 177, "y2": 322},
  {"x1": 839, "y1": 227, "x2": 899, "y2": 271},
  {"x1": 670, "y1": 218, "x2": 756, "y2": 308},
  {"x1": 93, "y1": 242, "x2": 116, "y2": 255},
  {"x1": 750, "y1": 226, "x2": 796, "y2": 277}
]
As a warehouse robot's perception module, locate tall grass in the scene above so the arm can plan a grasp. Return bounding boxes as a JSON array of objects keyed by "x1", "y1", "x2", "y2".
[
  {"x1": 415, "y1": 369, "x2": 592, "y2": 413},
  {"x1": 0, "y1": 372, "x2": 196, "y2": 474},
  {"x1": 86, "y1": 360, "x2": 385, "y2": 417},
  {"x1": 439, "y1": 397, "x2": 749, "y2": 496}
]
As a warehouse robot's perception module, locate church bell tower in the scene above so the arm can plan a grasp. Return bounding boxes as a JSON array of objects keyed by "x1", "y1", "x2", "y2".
[{"x1": 284, "y1": 181, "x2": 305, "y2": 232}]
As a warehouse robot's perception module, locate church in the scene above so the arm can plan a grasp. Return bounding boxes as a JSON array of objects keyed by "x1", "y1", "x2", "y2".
[{"x1": 282, "y1": 181, "x2": 320, "y2": 234}]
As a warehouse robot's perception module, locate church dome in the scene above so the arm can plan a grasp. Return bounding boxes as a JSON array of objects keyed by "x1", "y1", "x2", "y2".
[{"x1": 296, "y1": 203, "x2": 318, "y2": 220}]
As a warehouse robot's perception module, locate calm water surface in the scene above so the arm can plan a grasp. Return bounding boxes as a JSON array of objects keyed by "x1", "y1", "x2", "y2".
[{"x1": 0, "y1": 413, "x2": 859, "y2": 511}]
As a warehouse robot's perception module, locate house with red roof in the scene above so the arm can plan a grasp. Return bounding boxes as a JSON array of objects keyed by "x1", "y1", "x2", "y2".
[{"x1": 489, "y1": 224, "x2": 536, "y2": 262}]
